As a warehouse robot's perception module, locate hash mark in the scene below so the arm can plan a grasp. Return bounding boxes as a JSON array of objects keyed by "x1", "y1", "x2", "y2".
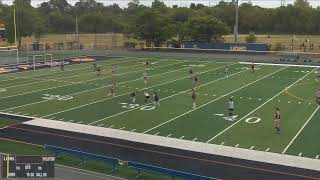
[
  {"x1": 98, "y1": 124, "x2": 104, "y2": 127},
  {"x1": 167, "y1": 134, "x2": 172, "y2": 137},
  {"x1": 316, "y1": 155, "x2": 319, "y2": 159},
  {"x1": 235, "y1": 144, "x2": 239, "y2": 148},
  {"x1": 193, "y1": 138, "x2": 198, "y2": 141},
  {"x1": 179, "y1": 136, "x2": 184, "y2": 139},
  {"x1": 266, "y1": 148, "x2": 270, "y2": 152},
  {"x1": 250, "y1": 146, "x2": 254, "y2": 150},
  {"x1": 131, "y1": 129, "x2": 136, "y2": 132},
  {"x1": 299, "y1": 153, "x2": 302, "y2": 157},
  {"x1": 154, "y1": 132, "x2": 160, "y2": 135},
  {"x1": 120, "y1": 127, "x2": 126, "y2": 130}
]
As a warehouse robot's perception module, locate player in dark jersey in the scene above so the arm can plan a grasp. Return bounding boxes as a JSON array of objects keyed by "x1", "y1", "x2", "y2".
[
  {"x1": 194, "y1": 74, "x2": 200, "y2": 88},
  {"x1": 144, "y1": 92, "x2": 151, "y2": 104},
  {"x1": 130, "y1": 91, "x2": 136, "y2": 103},
  {"x1": 96, "y1": 64, "x2": 101, "y2": 76},
  {"x1": 145, "y1": 61, "x2": 150, "y2": 70},
  {"x1": 60, "y1": 59, "x2": 65, "y2": 71},
  {"x1": 274, "y1": 107, "x2": 281, "y2": 134},
  {"x1": 153, "y1": 92, "x2": 160, "y2": 107},
  {"x1": 251, "y1": 63, "x2": 255, "y2": 73},
  {"x1": 316, "y1": 88, "x2": 320, "y2": 105},
  {"x1": 192, "y1": 88, "x2": 196, "y2": 108}
]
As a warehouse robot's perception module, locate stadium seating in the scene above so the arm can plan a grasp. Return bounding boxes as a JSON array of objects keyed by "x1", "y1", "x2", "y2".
[
  {"x1": 45, "y1": 144, "x2": 119, "y2": 172},
  {"x1": 128, "y1": 161, "x2": 216, "y2": 180}
]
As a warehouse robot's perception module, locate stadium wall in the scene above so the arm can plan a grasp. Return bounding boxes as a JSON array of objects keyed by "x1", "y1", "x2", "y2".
[{"x1": 167, "y1": 41, "x2": 269, "y2": 52}]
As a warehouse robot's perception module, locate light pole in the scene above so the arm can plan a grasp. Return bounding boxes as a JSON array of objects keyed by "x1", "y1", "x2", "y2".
[{"x1": 234, "y1": 0, "x2": 239, "y2": 43}]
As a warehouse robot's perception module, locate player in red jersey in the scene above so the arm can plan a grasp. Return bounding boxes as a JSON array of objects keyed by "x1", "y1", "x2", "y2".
[
  {"x1": 274, "y1": 107, "x2": 281, "y2": 134},
  {"x1": 191, "y1": 88, "x2": 196, "y2": 108}
]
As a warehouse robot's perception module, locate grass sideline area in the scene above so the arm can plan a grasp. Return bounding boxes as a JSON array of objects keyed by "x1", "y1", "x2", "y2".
[
  {"x1": 0, "y1": 55, "x2": 320, "y2": 175},
  {"x1": 0, "y1": 139, "x2": 174, "y2": 180}
]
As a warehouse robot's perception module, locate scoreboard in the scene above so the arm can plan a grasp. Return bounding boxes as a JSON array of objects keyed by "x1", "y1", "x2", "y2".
[{"x1": 0, "y1": 155, "x2": 55, "y2": 178}]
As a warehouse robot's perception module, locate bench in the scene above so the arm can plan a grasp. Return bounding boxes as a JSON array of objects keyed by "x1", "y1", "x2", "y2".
[
  {"x1": 128, "y1": 161, "x2": 216, "y2": 180},
  {"x1": 45, "y1": 144, "x2": 119, "y2": 172}
]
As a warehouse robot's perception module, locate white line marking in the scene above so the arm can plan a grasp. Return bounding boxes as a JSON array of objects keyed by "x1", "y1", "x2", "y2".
[
  {"x1": 120, "y1": 127, "x2": 125, "y2": 130},
  {"x1": 77, "y1": 121, "x2": 83, "y2": 124},
  {"x1": 109, "y1": 125, "x2": 114, "y2": 128},
  {"x1": 220, "y1": 142, "x2": 225, "y2": 145},
  {"x1": 235, "y1": 144, "x2": 239, "y2": 148},
  {"x1": 68, "y1": 120, "x2": 73, "y2": 122},
  {"x1": 131, "y1": 129, "x2": 136, "y2": 132},
  {"x1": 144, "y1": 66, "x2": 287, "y2": 133},
  {"x1": 266, "y1": 148, "x2": 270, "y2": 152},
  {"x1": 316, "y1": 155, "x2": 319, "y2": 159},
  {"x1": 167, "y1": 134, "x2": 172, "y2": 137},
  {"x1": 250, "y1": 146, "x2": 254, "y2": 150},
  {"x1": 98, "y1": 124, "x2": 104, "y2": 127},
  {"x1": 299, "y1": 153, "x2": 302, "y2": 157},
  {"x1": 288, "y1": 101, "x2": 291, "y2": 103},
  {"x1": 3, "y1": 62, "x2": 194, "y2": 112},
  {"x1": 154, "y1": 132, "x2": 160, "y2": 135},
  {"x1": 282, "y1": 106, "x2": 320, "y2": 154},
  {"x1": 179, "y1": 136, "x2": 184, "y2": 139},
  {"x1": 207, "y1": 67, "x2": 317, "y2": 143},
  {"x1": 88, "y1": 64, "x2": 239, "y2": 125},
  {"x1": 193, "y1": 138, "x2": 198, "y2": 141}
]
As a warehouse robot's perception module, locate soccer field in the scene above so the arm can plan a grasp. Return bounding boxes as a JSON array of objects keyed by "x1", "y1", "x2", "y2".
[{"x1": 1, "y1": 57, "x2": 319, "y2": 160}]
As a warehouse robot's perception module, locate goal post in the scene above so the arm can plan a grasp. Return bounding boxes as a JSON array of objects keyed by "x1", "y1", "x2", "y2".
[
  {"x1": 30, "y1": 54, "x2": 53, "y2": 71},
  {"x1": 0, "y1": 48, "x2": 19, "y2": 65}
]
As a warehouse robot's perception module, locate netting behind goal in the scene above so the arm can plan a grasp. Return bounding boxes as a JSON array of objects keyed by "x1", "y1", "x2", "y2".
[
  {"x1": 0, "y1": 48, "x2": 19, "y2": 65},
  {"x1": 27, "y1": 54, "x2": 53, "y2": 71}
]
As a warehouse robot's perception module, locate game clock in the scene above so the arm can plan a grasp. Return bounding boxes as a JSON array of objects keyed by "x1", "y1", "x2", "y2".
[{"x1": 0, "y1": 155, "x2": 55, "y2": 178}]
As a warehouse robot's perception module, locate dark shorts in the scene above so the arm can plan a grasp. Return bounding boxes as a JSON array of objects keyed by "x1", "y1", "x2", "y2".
[{"x1": 228, "y1": 108, "x2": 234, "y2": 111}]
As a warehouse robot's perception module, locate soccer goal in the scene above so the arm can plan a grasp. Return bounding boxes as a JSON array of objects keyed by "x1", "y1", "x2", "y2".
[
  {"x1": 26, "y1": 54, "x2": 53, "y2": 71},
  {"x1": 0, "y1": 48, "x2": 19, "y2": 65}
]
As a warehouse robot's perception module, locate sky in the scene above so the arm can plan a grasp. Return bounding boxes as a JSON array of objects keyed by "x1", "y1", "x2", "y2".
[{"x1": 1, "y1": 0, "x2": 320, "y2": 8}]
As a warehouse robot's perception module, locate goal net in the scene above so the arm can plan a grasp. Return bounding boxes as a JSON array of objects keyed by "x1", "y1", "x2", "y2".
[
  {"x1": 0, "y1": 48, "x2": 19, "y2": 65},
  {"x1": 26, "y1": 54, "x2": 53, "y2": 71}
]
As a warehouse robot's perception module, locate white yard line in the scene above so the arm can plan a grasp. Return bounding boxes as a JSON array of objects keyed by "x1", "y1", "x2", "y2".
[
  {"x1": 143, "y1": 66, "x2": 287, "y2": 134},
  {"x1": 0, "y1": 58, "x2": 138, "y2": 82},
  {"x1": 0, "y1": 61, "x2": 185, "y2": 100},
  {"x1": 88, "y1": 63, "x2": 242, "y2": 125},
  {"x1": 282, "y1": 106, "x2": 320, "y2": 154},
  {"x1": 44, "y1": 62, "x2": 228, "y2": 119},
  {"x1": 206, "y1": 67, "x2": 318, "y2": 143},
  {"x1": 2, "y1": 62, "x2": 195, "y2": 112}
]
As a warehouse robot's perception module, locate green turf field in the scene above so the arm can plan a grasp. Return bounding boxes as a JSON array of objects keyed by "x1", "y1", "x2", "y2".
[{"x1": 0, "y1": 57, "x2": 319, "y2": 160}]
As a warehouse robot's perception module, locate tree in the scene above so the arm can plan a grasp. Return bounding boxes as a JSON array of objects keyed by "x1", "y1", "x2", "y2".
[
  {"x1": 185, "y1": 16, "x2": 229, "y2": 42},
  {"x1": 132, "y1": 10, "x2": 174, "y2": 46},
  {"x1": 294, "y1": 0, "x2": 310, "y2": 8},
  {"x1": 151, "y1": 0, "x2": 166, "y2": 9},
  {"x1": 245, "y1": 31, "x2": 257, "y2": 43}
]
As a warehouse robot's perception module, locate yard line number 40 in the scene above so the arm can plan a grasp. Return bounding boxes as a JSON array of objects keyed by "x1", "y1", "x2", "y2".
[{"x1": 213, "y1": 114, "x2": 261, "y2": 124}]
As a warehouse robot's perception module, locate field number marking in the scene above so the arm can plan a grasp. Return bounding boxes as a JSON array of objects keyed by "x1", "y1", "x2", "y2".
[
  {"x1": 119, "y1": 103, "x2": 155, "y2": 111},
  {"x1": 42, "y1": 94, "x2": 73, "y2": 101},
  {"x1": 214, "y1": 114, "x2": 261, "y2": 124}
]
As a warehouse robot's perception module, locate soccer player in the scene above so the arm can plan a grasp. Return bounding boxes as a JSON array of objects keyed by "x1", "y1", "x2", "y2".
[
  {"x1": 316, "y1": 88, "x2": 320, "y2": 105},
  {"x1": 192, "y1": 88, "x2": 196, "y2": 108},
  {"x1": 111, "y1": 65, "x2": 116, "y2": 76},
  {"x1": 143, "y1": 71, "x2": 148, "y2": 85},
  {"x1": 225, "y1": 65, "x2": 229, "y2": 78},
  {"x1": 274, "y1": 107, "x2": 281, "y2": 134},
  {"x1": 194, "y1": 74, "x2": 200, "y2": 88},
  {"x1": 144, "y1": 91, "x2": 151, "y2": 104},
  {"x1": 130, "y1": 91, "x2": 136, "y2": 103},
  {"x1": 228, "y1": 97, "x2": 234, "y2": 120},
  {"x1": 93, "y1": 63, "x2": 97, "y2": 72},
  {"x1": 251, "y1": 63, "x2": 255, "y2": 73},
  {"x1": 108, "y1": 85, "x2": 115, "y2": 97},
  {"x1": 60, "y1": 59, "x2": 65, "y2": 71},
  {"x1": 189, "y1": 68, "x2": 194, "y2": 79},
  {"x1": 153, "y1": 92, "x2": 160, "y2": 107},
  {"x1": 96, "y1": 64, "x2": 101, "y2": 76},
  {"x1": 145, "y1": 61, "x2": 150, "y2": 70}
]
